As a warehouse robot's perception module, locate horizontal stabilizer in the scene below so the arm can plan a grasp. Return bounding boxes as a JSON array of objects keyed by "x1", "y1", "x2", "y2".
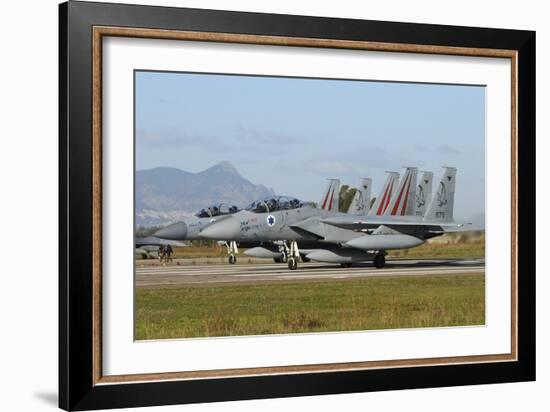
[{"x1": 323, "y1": 216, "x2": 464, "y2": 228}]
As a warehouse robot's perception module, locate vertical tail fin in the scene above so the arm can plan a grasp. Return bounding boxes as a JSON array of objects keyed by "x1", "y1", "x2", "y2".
[
  {"x1": 415, "y1": 171, "x2": 433, "y2": 217},
  {"x1": 347, "y1": 177, "x2": 372, "y2": 215},
  {"x1": 319, "y1": 179, "x2": 340, "y2": 213},
  {"x1": 424, "y1": 167, "x2": 457, "y2": 222},
  {"x1": 368, "y1": 172, "x2": 400, "y2": 216},
  {"x1": 385, "y1": 167, "x2": 418, "y2": 216}
]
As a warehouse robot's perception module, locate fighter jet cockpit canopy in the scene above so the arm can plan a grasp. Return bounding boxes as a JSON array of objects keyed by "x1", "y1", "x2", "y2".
[
  {"x1": 195, "y1": 203, "x2": 239, "y2": 218},
  {"x1": 245, "y1": 196, "x2": 304, "y2": 213}
]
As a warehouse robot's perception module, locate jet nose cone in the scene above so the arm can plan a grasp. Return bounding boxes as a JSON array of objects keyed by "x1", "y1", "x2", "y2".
[
  {"x1": 199, "y1": 217, "x2": 240, "y2": 240},
  {"x1": 154, "y1": 222, "x2": 188, "y2": 240}
]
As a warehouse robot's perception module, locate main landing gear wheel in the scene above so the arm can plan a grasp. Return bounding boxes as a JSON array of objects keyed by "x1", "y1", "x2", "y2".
[
  {"x1": 228, "y1": 254, "x2": 237, "y2": 264},
  {"x1": 288, "y1": 257, "x2": 298, "y2": 270},
  {"x1": 340, "y1": 262, "x2": 352, "y2": 268},
  {"x1": 373, "y1": 254, "x2": 386, "y2": 269},
  {"x1": 273, "y1": 257, "x2": 282, "y2": 263}
]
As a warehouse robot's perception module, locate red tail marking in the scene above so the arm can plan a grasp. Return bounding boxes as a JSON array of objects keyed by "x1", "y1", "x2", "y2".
[
  {"x1": 328, "y1": 187, "x2": 335, "y2": 211},
  {"x1": 390, "y1": 173, "x2": 410, "y2": 215},
  {"x1": 376, "y1": 181, "x2": 391, "y2": 215},
  {"x1": 321, "y1": 184, "x2": 331, "y2": 210},
  {"x1": 383, "y1": 180, "x2": 394, "y2": 214},
  {"x1": 400, "y1": 173, "x2": 413, "y2": 215}
]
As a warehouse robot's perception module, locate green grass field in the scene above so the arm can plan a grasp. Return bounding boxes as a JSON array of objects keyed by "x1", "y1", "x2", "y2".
[
  {"x1": 387, "y1": 237, "x2": 485, "y2": 259},
  {"x1": 136, "y1": 273, "x2": 485, "y2": 340}
]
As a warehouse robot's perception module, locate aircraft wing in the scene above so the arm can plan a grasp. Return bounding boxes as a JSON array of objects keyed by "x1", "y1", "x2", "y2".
[
  {"x1": 135, "y1": 236, "x2": 188, "y2": 247},
  {"x1": 288, "y1": 217, "x2": 325, "y2": 240},
  {"x1": 321, "y1": 216, "x2": 468, "y2": 232}
]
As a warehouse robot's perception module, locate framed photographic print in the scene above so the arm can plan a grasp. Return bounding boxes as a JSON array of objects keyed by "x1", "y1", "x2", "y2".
[{"x1": 59, "y1": 1, "x2": 535, "y2": 410}]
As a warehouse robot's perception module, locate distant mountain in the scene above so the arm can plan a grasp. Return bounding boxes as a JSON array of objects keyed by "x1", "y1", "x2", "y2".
[{"x1": 136, "y1": 161, "x2": 275, "y2": 226}]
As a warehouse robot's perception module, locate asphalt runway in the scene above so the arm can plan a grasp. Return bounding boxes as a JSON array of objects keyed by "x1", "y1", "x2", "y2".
[{"x1": 136, "y1": 258, "x2": 485, "y2": 288}]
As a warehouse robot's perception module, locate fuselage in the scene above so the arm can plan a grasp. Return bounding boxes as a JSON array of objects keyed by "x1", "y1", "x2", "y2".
[{"x1": 199, "y1": 206, "x2": 433, "y2": 246}]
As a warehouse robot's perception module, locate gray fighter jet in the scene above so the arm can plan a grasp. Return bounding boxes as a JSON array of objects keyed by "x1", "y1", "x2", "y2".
[
  {"x1": 199, "y1": 169, "x2": 416, "y2": 268},
  {"x1": 153, "y1": 202, "x2": 247, "y2": 262},
  {"x1": 198, "y1": 179, "x2": 342, "y2": 268},
  {"x1": 243, "y1": 177, "x2": 372, "y2": 263},
  {"x1": 152, "y1": 200, "x2": 319, "y2": 264},
  {"x1": 198, "y1": 177, "x2": 394, "y2": 269},
  {"x1": 200, "y1": 167, "x2": 466, "y2": 270}
]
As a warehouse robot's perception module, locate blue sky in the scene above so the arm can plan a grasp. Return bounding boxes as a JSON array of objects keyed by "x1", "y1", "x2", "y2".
[{"x1": 135, "y1": 71, "x2": 485, "y2": 223}]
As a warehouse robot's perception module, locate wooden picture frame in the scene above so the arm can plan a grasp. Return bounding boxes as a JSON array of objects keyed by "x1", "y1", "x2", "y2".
[{"x1": 59, "y1": 1, "x2": 535, "y2": 410}]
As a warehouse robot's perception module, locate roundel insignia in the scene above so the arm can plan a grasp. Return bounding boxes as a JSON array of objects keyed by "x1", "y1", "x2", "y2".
[{"x1": 266, "y1": 215, "x2": 276, "y2": 227}]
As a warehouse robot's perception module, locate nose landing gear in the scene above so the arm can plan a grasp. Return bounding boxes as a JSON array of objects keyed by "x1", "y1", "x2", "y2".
[
  {"x1": 225, "y1": 241, "x2": 238, "y2": 264},
  {"x1": 287, "y1": 241, "x2": 300, "y2": 270}
]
